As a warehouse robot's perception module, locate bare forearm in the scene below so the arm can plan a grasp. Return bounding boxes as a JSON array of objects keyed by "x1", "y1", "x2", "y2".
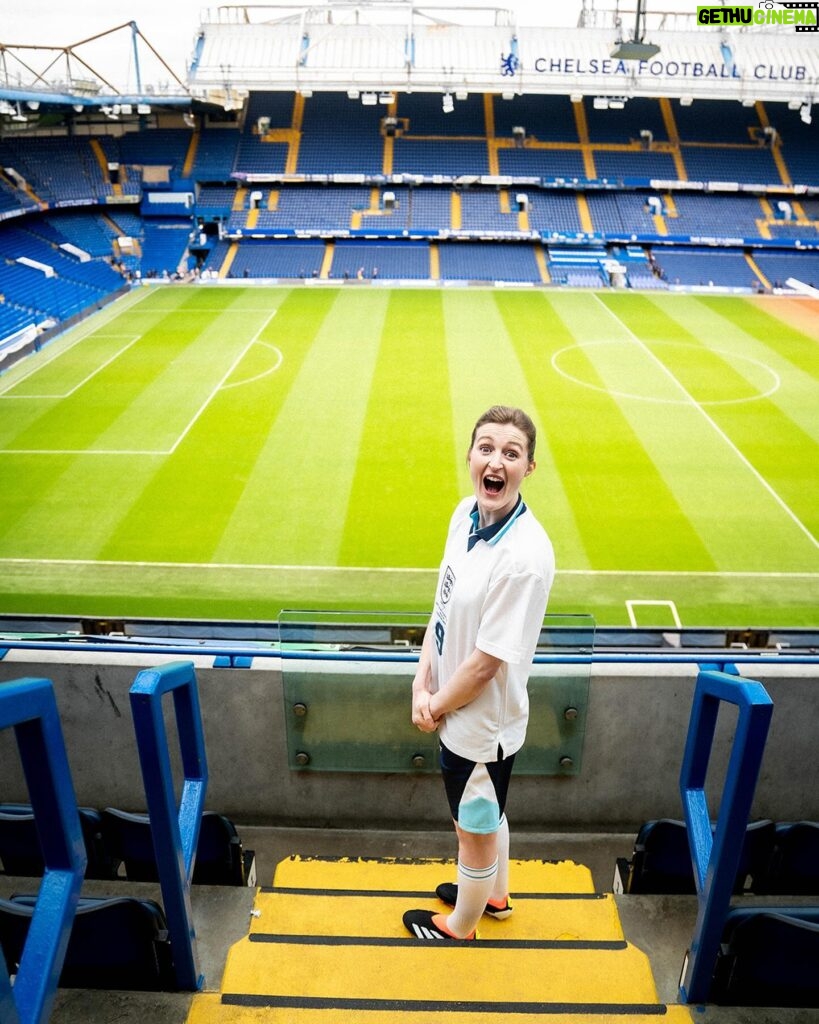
[
  {"x1": 412, "y1": 622, "x2": 435, "y2": 695},
  {"x1": 429, "y1": 647, "x2": 501, "y2": 720},
  {"x1": 411, "y1": 623, "x2": 437, "y2": 731}
]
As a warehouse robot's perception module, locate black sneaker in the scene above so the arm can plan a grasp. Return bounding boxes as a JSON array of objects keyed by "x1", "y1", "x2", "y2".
[
  {"x1": 435, "y1": 882, "x2": 514, "y2": 920},
  {"x1": 402, "y1": 908, "x2": 476, "y2": 940}
]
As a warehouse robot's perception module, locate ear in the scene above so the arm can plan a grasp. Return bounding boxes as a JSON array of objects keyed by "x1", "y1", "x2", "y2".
[{"x1": 524, "y1": 460, "x2": 536, "y2": 477}]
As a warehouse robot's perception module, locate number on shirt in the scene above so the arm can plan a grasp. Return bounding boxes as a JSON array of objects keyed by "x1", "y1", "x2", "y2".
[{"x1": 434, "y1": 619, "x2": 445, "y2": 655}]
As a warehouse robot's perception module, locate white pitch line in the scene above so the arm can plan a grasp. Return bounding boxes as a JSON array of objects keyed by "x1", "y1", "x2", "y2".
[
  {"x1": 0, "y1": 286, "x2": 153, "y2": 396},
  {"x1": 0, "y1": 335, "x2": 141, "y2": 400},
  {"x1": 592, "y1": 295, "x2": 819, "y2": 551},
  {"x1": 0, "y1": 558, "x2": 816, "y2": 579},
  {"x1": 0, "y1": 311, "x2": 279, "y2": 457},
  {"x1": 167, "y1": 309, "x2": 278, "y2": 454}
]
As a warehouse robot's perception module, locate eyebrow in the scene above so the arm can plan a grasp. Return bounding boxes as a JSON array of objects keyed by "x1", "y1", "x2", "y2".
[{"x1": 475, "y1": 433, "x2": 524, "y2": 450}]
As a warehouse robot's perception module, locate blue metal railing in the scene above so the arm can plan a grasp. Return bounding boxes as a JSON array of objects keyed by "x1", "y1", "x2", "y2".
[
  {"x1": 678, "y1": 664, "x2": 774, "y2": 1004},
  {"x1": 0, "y1": 678, "x2": 86, "y2": 1024},
  {"x1": 128, "y1": 660, "x2": 208, "y2": 992}
]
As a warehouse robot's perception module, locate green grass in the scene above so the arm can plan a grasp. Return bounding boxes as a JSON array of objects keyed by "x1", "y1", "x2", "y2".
[{"x1": 0, "y1": 285, "x2": 817, "y2": 627}]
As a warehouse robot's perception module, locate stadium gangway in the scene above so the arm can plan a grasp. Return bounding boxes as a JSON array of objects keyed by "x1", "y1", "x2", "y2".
[
  {"x1": 678, "y1": 664, "x2": 774, "y2": 1004},
  {"x1": 128, "y1": 660, "x2": 208, "y2": 991},
  {"x1": 0, "y1": 678, "x2": 86, "y2": 1024}
]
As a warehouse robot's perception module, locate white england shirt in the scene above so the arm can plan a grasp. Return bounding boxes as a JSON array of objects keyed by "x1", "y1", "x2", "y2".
[{"x1": 431, "y1": 495, "x2": 555, "y2": 763}]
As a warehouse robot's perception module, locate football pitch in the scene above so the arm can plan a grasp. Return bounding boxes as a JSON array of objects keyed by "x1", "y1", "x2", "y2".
[{"x1": 0, "y1": 284, "x2": 817, "y2": 629}]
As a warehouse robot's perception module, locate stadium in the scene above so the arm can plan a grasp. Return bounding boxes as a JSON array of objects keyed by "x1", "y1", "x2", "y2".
[{"x1": 0, "y1": 0, "x2": 818, "y2": 1021}]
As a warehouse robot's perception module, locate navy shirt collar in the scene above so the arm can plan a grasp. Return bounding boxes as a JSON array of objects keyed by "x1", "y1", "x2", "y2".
[{"x1": 467, "y1": 495, "x2": 527, "y2": 551}]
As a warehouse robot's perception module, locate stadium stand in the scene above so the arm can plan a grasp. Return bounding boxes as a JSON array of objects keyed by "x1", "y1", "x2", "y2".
[
  {"x1": 0, "y1": 895, "x2": 176, "y2": 990},
  {"x1": 0, "y1": 14, "x2": 817, "y2": 344},
  {"x1": 613, "y1": 819, "x2": 776, "y2": 896},
  {"x1": 0, "y1": 805, "x2": 119, "y2": 880},
  {"x1": 100, "y1": 808, "x2": 255, "y2": 886}
]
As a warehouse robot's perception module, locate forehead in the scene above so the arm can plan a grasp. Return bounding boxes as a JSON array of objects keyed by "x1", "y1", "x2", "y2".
[{"x1": 472, "y1": 423, "x2": 528, "y2": 449}]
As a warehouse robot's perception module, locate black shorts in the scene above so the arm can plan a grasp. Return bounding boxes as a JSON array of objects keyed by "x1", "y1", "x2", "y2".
[{"x1": 440, "y1": 742, "x2": 516, "y2": 835}]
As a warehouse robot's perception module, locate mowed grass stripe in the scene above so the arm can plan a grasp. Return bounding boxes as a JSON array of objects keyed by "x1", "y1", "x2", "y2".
[
  {"x1": 215, "y1": 289, "x2": 391, "y2": 567},
  {"x1": 650, "y1": 296, "x2": 817, "y2": 436},
  {"x1": 2, "y1": 300, "x2": 248, "y2": 453},
  {"x1": 701, "y1": 295, "x2": 819, "y2": 379},
  {"x1": 439, "y1": 290, "x2": 590, "y2": 573},
  {"x1": 0, "y1": 455, "x2": 162, "y2": 560},
  {"x1": 99, "y1": 287, "x2": 324, "y2": 562},
  {"x1": 502, "y1": 291, "x2": 716, "y2": 571},
  {"x1": 602, "y1": 293, "x2": 819, "y2": 562},
  {"x1": 678, "y1": 295, "x2": 819, "y2": 445},
  {"x1": 751, "y1": 296, "x2": 819, "y2": 343},
  {"x1": 647, "y1": 295, "x2": 819, "y2": 539},
  {"x1": 339, "y1": 290, "x2": 457, "y2": 568}
]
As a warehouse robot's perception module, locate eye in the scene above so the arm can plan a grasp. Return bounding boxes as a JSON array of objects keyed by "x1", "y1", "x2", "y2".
[{"x1": 504, "y1": 449, "x2": 519, "y2": 460}]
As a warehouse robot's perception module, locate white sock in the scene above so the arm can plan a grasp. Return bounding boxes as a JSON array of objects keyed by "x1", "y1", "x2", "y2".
[
  {"x1": 445, "y1": 858, "x2": 498, "y2": 937},
  {"x1": 491, "y1": 814, "x2": 510, "y2": 904}
]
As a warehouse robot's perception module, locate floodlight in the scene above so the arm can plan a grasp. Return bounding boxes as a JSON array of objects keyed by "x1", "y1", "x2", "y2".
[
  {"x1": 679, "y1": 95, "x2": 694, "y2": 107},
  {"x1": 800, "y1": 103, "x2": 812, "y2": 125},
  {"x1": 610, "y1": 40, "x2": 660, "y2": 60},
  {"x1": 361, "y1": 92, "x2": 377, "y2": 105},
  {"x1": 593, "y1": 97, "x2": 609, "y2": 110},
  {"x1": 442, "y1": 92, "x2": 454, "y2": 114},
  {"x1": 137, "y1": 103, "x2": 151, "y2": 114},
  {"x1": 378, "y1": 92, "x2": 393, "y2": 104},
  {"x1": 26, "y1": 100, "x2": 40, "y2": 111},
  {"x1": 570, "y1": 93, "x2": 583, "y2": 104},
  {"x1": 609, "y1": 0, "x2": 659, "y2": 60}
]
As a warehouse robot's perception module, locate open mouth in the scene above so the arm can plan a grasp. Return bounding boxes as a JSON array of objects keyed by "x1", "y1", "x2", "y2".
[{"x1": 483, "y1": 475, "x2": 504, "y2": 494}]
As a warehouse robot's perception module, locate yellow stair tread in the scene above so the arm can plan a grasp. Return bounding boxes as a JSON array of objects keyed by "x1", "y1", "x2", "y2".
[
  {"x1": 251, "y1": 889, "x2": 624, "y2": 941},
  {"x1": 186, "y1": 856, "x2": 687, "y2": 1024},
  {"x1": 272, "y1": 855, "x2": 595, "y2": 893},
  {"x1": 221, "y1": 940, "x2": 661, "y2": 1005},
  {"x1": 189, "y1": 994, "x2": 696, "y2": 1023}
]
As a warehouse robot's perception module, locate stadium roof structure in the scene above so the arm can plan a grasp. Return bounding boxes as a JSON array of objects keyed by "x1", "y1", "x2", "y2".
[
  {"x1": 0, "y1": 21, "x2": 192, "y2": 115},
  {"x1": 187, "y1": 1, "x2": 819, "y2": 110}
]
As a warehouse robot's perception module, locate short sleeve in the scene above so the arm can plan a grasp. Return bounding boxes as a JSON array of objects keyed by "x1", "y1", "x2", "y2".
[{"x1": 475, "y1": 571, "x2": 548, "y2": 665}]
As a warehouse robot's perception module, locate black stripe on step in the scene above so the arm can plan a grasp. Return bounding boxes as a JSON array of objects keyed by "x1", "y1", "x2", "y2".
[
  {"x1": 248, "y1": 933, "x2": 627, "y2": 950},
  {"x1": 262, "y1": 886, "x2": 606, "y2": 900},
  {"x1": 223, "y1": 994, "x2": 667, "y2": 1015}
]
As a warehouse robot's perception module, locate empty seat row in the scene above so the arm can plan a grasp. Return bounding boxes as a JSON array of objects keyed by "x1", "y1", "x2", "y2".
[
  {"x1": 0, "y1": 804, "x2": 255, "y2": 886},
  {"x1": 614, "y1": 818, "x2": 819, "y2": 896},
  {"x1": 0, "y1": 894, "x2": 175, "y2": 991},
  {"x1": 711, "y1": 906, "x2": 819, "y2": 1007}
]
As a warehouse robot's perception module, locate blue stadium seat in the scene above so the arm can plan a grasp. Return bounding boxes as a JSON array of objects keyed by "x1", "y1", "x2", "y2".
[
  {"x1": 613, "y1": 818, "x2": 775, "y2": 894},
  {"x1": 100, "y1": 807, "x2": 255, "y2": 885},
  {"x1": 710, "y1": 907, "x2": 819, "y2": 1006},
  {"x1": 0, "y1": 805, "x2": 119, "y2": 880},
  {"x1": 756, "y1": 821, "x2": 819, "y2": 895},
  {"x1": 0, "y1": 895, "x2": 175, "y2": 991}
]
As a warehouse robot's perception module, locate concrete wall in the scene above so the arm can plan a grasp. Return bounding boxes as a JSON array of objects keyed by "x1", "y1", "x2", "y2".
[{"x1": 1, "y1": 650, "x2": 817, "y2": 831}]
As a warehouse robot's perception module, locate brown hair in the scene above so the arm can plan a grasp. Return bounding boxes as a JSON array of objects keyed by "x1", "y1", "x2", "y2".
[{"x1": 469, "y1": 405, "x2": 537, "y2": 462}]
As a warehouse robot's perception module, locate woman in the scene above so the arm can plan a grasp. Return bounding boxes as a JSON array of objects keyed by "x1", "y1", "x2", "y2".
[{"x1": 404, "y1": 405, "x2": 555, "y2": 941}]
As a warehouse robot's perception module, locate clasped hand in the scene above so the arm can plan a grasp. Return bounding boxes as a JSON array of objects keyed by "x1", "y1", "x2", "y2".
[{"x1": 412, "y1": 690, "x2": 439, "y2": 732}]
